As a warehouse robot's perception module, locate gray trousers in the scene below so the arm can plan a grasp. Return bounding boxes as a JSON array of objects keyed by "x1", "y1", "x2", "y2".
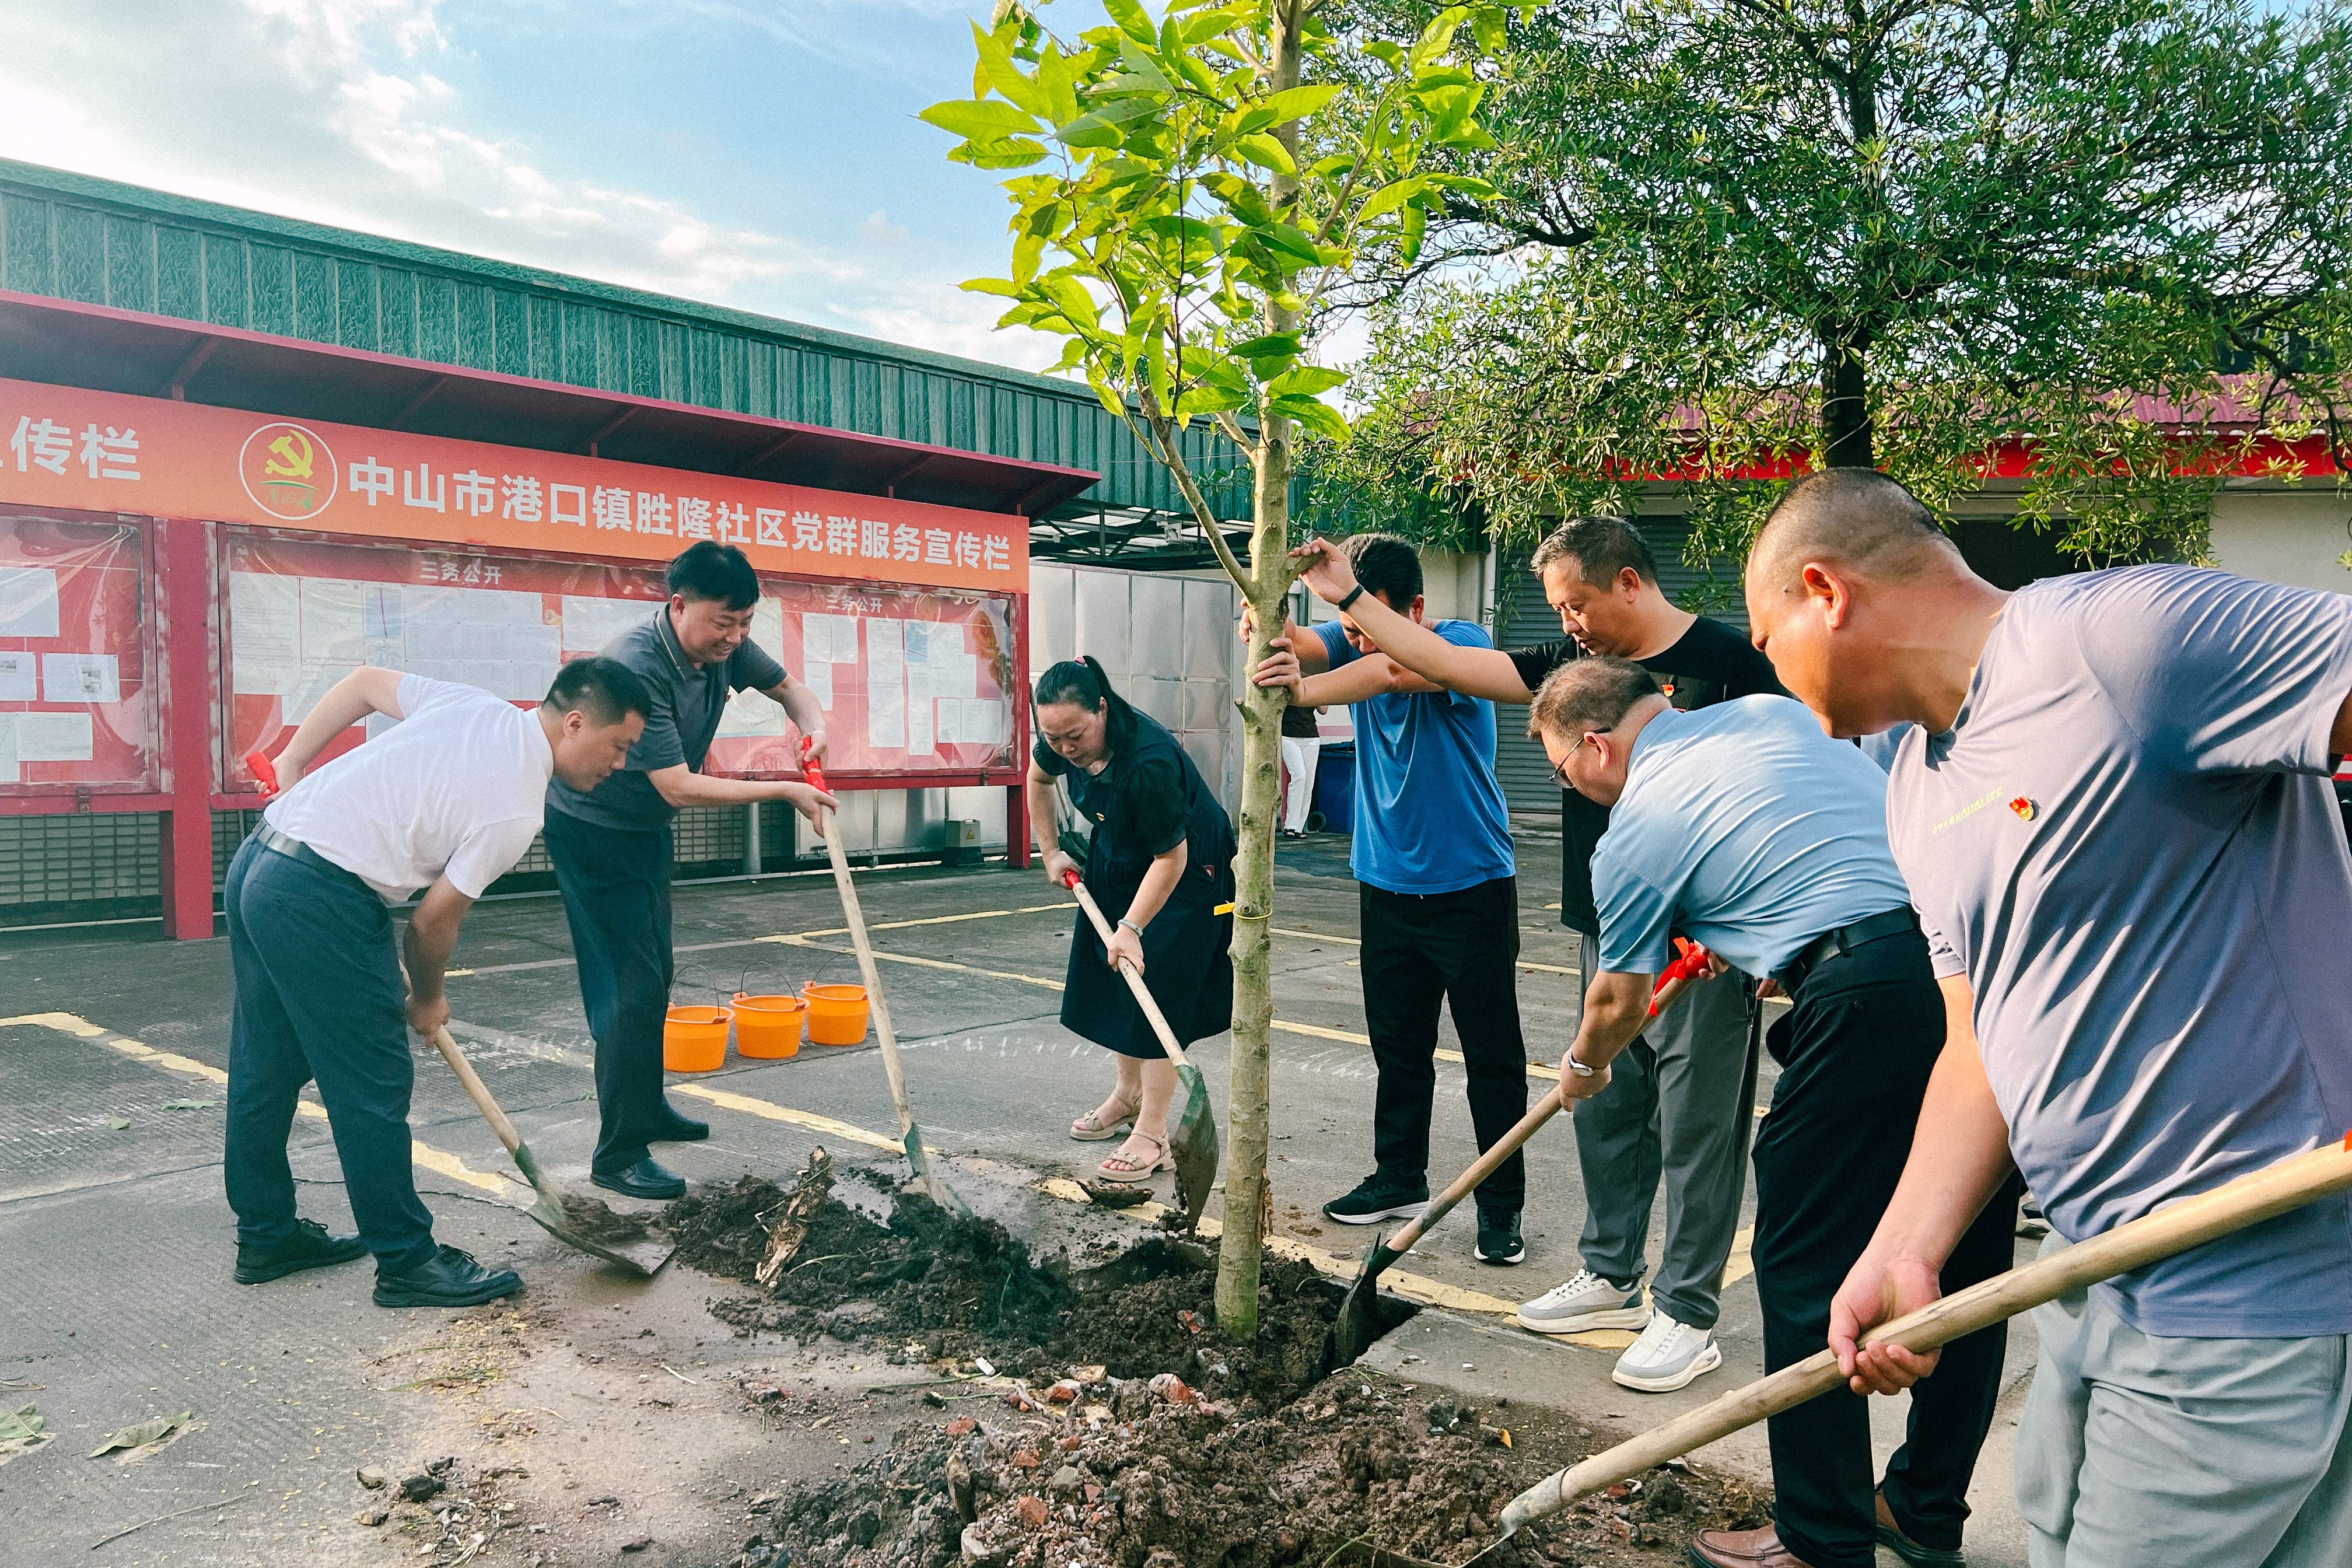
[
  {"x1": 1568, "y1": 931, "x2": 1754, "y2": 1328},
  {"x1": 2020, "y1": 1240, "x2": 2352, "y2": 1567}
]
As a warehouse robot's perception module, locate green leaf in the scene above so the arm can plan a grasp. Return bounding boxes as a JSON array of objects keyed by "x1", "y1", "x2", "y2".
[
  {"x1": 1042, "y1": 274, "x2": 1101, "y2": 331},
  {"x1": 1410, "y1": 8, "x2": 1467, "y2": 72},
  {"x1": 1087, "y1": 376, "x2": 1132, "y2": 421},
  {"x1": 1102, "y1": 0, "x2": 1157, "y2": 45},
  {"x1": 163, "y1": 1099, "x2": 219, "y2": 1111},
  {"x1": 104, "y1": 1115, "x2": 131, "y2": 1130},
  {"x1": 972, "y1": 22, "x2": 1052, "y2": 117},
  {"x1": 918, "y1": 98, "x2": 1042, "y2": 142},
  {"x1": 1055, "y1": 99, "x2": 1160, "y2": 148},
  {"x1": 960, "y1": 278, "x2": 1026, "y2": 298},
  {"x1": 1229, "y1": 331, "x2": 1303, "y2": 361},
  {"x1": 1257, "y1": 85, "x2": 1342, "y2": 124},
  {"x1": 1037, "y1": 42, "x2": 1080, "y2": 125},
  {"x1": 1270, "y1": 365, "x2": 1349, "y2": 397},
  {"x1": 1357, "y1": 176, "x2": 1431, "y2": 223},
  {"x1": 0, "y1": 1404, "x2": 43, "y2": 1443},
  {"x1": 1271, "y1": 394, "x2": 1352, "y2": 443},
  {"x1": 949, "y1": 137, "x2": 1051, "y2": 170},
  {"x1": 1013, "y1": 230, "x2": 1044, "y2": 287},
  {"x1": 1231, "y1": 133, "x2": 1297, "y2": 175},
  {"x1": 1399, "y1": 201, "x2": 1427, "y2": 264}
]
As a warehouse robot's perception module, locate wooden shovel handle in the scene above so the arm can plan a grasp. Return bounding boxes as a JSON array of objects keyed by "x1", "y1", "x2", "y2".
[
  {"x1": 428, "y1": 1023, "x2": 526, "y2": 1161},
  {"x1": 1063, "y1": 871, "x2": 1190, "y2": 1069},
  {"x1": 1502, "y1": 1130, "x2": 2352, "y2": 1533}
]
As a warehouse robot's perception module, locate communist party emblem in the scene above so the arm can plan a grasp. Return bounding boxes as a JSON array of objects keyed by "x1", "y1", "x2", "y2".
[{"x1": 237, "y1": 421, "x2": 338, "y2": 520}]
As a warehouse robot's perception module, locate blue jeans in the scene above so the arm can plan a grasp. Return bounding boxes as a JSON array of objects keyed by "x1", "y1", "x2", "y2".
[
  {"x1": 542, "y1": 809, "x2": 676, "y2": 1173},
  {"x1": 223, "y1": 835, "x2": 436, "y2": 1270}
]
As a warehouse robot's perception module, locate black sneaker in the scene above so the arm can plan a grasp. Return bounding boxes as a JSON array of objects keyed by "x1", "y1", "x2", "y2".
[
  {"x1": 1474, "y1": 1210, "x2": 1525, "y2": 1266},
  {"x1": 373, "y1": 1245, "x2": 524, "y2": 1309},
  {"x1": 1321, "y1": 1171, "x2": 1429, "y2": 1226},
  {"x1": 235, "y1": 1217, "x2": 368, "y2": 1284}
]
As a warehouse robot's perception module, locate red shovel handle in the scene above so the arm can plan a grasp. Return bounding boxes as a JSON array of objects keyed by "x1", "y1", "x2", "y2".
[
  {"x1": 799, "y1": 736, "x2": 828, "y2": 797},
  {"x1": 1648, "y1": 943, "x2": 1713, "y2": 1017},
  {"x1": 1061, "y1": 869, "x2": 1079, "y2": 890},
  {"x1": 245, "y1": 750, "x2": 281, "y2": 799}
]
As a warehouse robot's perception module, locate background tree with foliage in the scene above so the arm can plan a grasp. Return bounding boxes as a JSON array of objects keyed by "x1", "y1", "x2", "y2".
[
  {"x1": 925, "y1": 0, "x2": 1519, "y2": 1332},
  {"x1": 1323, "y1": 0, "x2": 2352, "y2": 575}
]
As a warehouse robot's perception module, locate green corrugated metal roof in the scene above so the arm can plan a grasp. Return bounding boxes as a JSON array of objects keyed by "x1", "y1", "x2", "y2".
[{"x1": 0, "y1": 157, "x2": 1253, "y2": 526}]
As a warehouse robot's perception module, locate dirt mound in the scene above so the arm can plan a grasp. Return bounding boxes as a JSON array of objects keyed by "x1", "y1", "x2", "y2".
[
  {"x1": 749, "y1": 1373, "x2": 1768, "y2": 1568},
  {"x1": 671, "y1": 1178, "x2": 1371, "y2": 1406}
]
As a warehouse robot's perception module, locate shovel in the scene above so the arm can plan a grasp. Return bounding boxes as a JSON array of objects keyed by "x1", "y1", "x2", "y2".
[
  {"x1": 1494, "y1": 1128, "x2": 2352, "y2": 1541},
  {"x1": 800, "y1": 740, "x2": 969, "y2": 1216},
  {"x1": 428, "y1": 1024, "x2": 676, "y2": 1275},
  {"x1": 1332, "y1": 954, "x2": 1711, "y2": 1365},
  {"x1": 1060, "y1": 870, "x2": 1220, "y2": 1232}
]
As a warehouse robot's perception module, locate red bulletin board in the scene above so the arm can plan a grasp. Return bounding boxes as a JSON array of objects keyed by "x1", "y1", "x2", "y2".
[
  {"x1": 222, "y1": 530, "x2": 1021, "y2": 790},
  {"x1": 1, "y1": 510, "x2": 157, "y2": 792}
]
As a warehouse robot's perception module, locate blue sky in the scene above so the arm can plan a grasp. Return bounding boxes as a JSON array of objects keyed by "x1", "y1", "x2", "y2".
[{"x1": 0, "y1": 0, "x2": 1119, "y2": 370}]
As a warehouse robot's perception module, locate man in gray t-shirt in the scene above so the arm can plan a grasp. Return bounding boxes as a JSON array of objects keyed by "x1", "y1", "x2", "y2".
[{"x1": 1746, "y1": 468, "x2": 2352, "y2": 1568}]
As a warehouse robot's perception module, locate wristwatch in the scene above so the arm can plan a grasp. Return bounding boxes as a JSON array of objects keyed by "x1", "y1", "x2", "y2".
[
  {"x1": 1335, "y1": 584, "x2": 1365, "y2": 612},
  {"x1": 1563, "y1": 1051, "x2": 1599, "y2": 1077}
]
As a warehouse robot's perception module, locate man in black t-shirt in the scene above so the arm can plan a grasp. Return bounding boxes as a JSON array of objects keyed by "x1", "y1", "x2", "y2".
[{"x1": 1280, "y1": 519, "x2": 1779, "y2": 1394}]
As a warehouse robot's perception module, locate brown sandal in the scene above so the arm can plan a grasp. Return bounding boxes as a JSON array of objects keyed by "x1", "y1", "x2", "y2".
[
  {"x1": 1069, "y1": 1095, "x2": 1136, "y2": 1142},
  {"x1": 1096, "y1": 1131, "x2": 1172, "y2": 1184}
]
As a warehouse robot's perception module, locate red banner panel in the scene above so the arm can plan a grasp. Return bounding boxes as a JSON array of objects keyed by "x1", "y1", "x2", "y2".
[{"x1": 1, "y1": 511, "x2": 156, "y2": 793}]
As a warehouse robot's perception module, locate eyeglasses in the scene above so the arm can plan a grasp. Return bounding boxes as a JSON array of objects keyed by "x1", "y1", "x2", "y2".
[{"x1": 1549, "y1": 732, "x2": 1593, "y2": 790}]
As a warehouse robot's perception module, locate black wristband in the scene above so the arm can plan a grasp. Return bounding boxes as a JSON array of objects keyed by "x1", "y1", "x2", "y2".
[{"x1": 1335, "y1": 584, "x2": 1364, "y2": 613}]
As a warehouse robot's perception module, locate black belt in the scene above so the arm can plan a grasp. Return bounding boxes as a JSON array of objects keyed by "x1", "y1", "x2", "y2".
[
  {"x1": 1773, "y1": 907, "x2": 1920, "y2": 998},
  {"x1": 254, "y1": 824, "x2": 370, "y2": 894}
]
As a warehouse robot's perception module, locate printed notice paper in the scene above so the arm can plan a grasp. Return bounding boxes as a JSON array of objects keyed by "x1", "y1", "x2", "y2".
[
  {"x1": 559, "y1": 595, "x2": 652, "y2": 654},
  {"x1": 41, "y1": 653, "x2": 120, "y2": 705},
  {"x1": 865, "y1": 618, "x2": 907, "y2": 749},
  {"x1": 0, "y1": 649, "x2": 33, "y2": 702},
  {"x1": 0, "y1": 566, "x2": 61, "y2": 639},
  {"x1": 14, "y1": 711, "x2": 93, "y2": 761},
  {"x1": 229, "y1": 572, "x2": 300, "y2": 696}
]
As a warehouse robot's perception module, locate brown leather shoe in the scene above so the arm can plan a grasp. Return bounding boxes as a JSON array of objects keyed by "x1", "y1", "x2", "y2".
[
  {"x1": 1686, "y1": 1526, "x2": 1817, "y2": 1567},
  {"x1": 1875, "y1": 1490, "x2": 1966, "y2": 1566}
]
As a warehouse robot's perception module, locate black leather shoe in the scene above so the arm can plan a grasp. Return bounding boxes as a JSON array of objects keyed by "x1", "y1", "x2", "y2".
[
  {"x1": 1474, "y1": 1209, "x2": 1525, "y2": 1265},
  {"x1": 648, "y1": 1111, "x2": 710, "y2": 1143},
  {"x1": 373, "y1": 1245, "x2": 523, "y2": 1308},
  {"x1": 592, "y1": 1157, "x2": 686, "y2": 1200},
  {"x1": 235, "y1": 1217, "x2": 368, "y2": 1284}
]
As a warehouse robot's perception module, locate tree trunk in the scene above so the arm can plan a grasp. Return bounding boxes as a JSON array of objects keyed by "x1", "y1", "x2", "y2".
[
  {"x1": 1819, "y1": 320, "x2": 1875, "y2": 469},
  {"x1": 1212, "y1": 1, "x2": 1304, "y2": 1339}
]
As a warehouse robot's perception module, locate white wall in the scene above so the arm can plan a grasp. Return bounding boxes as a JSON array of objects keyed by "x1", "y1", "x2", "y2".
[{"x1": 2209, "y1": 488, "x2": 2352, "y2": 593}]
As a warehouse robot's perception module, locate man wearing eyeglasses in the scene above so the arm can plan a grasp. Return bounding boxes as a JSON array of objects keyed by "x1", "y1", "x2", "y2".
[{"x1": 1533, "y1": 655, "x2": 2018, "y2": 1568}]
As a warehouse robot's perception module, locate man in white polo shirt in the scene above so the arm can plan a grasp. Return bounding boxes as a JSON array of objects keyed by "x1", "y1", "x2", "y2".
[
  {"x1": 225, "y1": 657, "x2": 649, "y2": 1308},
  {"x1": 1746, "y1": 467, "x2": 2352, "y2": 1568}
]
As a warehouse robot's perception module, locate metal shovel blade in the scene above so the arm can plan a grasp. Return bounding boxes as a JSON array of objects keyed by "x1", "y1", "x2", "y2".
[
  {"x1": 1167, "y1": 1062, "x2": 1219, "y2": 1231},
  {"x1": 519, "y1": 1182, "x2": 676, "y2": 1276},
  {"x1": 1332, "y1": 1234, "x2": 1406, "y2": 1366},
  {"x1": 904, "y1": 1124, "x2": 972, "y2": 1218}
]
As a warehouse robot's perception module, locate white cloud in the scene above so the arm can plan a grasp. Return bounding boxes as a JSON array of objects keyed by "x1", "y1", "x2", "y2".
[{"x1": 0, "y1": 0, "x2": 1067, "y2": 372}]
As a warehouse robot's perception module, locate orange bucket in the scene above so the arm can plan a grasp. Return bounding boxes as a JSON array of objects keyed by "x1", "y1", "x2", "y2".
[
  {"x1": 662, "y1": 1005, "x2": 731, "y2": 1072},
  {"x1": 731, "y1": 993, "x2": 806, "y2": 1059},
  {"x1": 802, "y1": 984, "x2": 870, "y2": 1046}
]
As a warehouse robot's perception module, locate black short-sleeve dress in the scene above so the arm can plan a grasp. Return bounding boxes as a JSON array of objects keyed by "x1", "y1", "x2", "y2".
[{"x1": 1035, "y1": 706, "x2": 1237, "y2": 1057}]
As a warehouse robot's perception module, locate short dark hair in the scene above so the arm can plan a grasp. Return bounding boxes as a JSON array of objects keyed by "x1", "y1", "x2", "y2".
[
  {"x1": 1530, "y1": 517, "x2": 1657, "y2": 587},
  {"x1": 545, "y1": 656, "x2": 652, "y2": 726},
  {"x1": 666, "y1": 540, "x2": 761, "y2": 610},
  {"x1": 1340, "y1": 533, "x2": 1423, "y2": 607},
  {"x1": 1528, "y1": 656, "x2": 1662, "y2": 743}
]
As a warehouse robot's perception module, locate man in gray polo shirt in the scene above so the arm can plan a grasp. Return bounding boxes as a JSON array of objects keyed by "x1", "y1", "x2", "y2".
[
  {"x1": 545, "y1": 541, "x2": 834, "y2": 1200},
  {"x1": 1746, "y1": 467, "x2": 2352, "y2": 1568}
]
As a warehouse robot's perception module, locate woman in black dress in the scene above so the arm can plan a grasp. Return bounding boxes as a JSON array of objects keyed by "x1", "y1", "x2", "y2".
[{"x1": 1024, "y1": 658, "x2": 1236, "y2": 1181}]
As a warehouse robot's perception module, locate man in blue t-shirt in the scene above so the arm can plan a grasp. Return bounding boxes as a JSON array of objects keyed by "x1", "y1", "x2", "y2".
[
  {"x1": 1252, "y1": 533, "x2": 1530, "y2": 1265},
  {"x1": 1746, "y1": 467, "x2": 2352, "y2": 1568}
]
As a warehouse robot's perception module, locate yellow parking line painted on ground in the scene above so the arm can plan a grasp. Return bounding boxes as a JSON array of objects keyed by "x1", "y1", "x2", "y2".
[
  {"x1": 3, "y1": 1012, "x2": 522, "y2": 1200},
  {"x1": 776, "y1": 901, "x2": 1077, "y2": 943},
  {"x1": 1720, "y1": 1224, "x2": 1755, "y2": 1290},
  {"x1": 667, "y1": 1082, "x2": 903, "y2": 1154}
]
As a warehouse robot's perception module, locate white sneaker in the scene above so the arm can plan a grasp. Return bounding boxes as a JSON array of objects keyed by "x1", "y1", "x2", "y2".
[
  {"x1": 1611, "y1": 1311, "x2": 1722, "y2": 1392},
  {"x1": 1516, "y1": 1269, "x2": 1653, "y2": 1335}
]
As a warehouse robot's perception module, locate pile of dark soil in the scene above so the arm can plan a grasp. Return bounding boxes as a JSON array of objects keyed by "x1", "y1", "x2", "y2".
[
  {"x1": 743, "y1": 1374, "x2": 1768, "y2": 1568},
  {"x1": 668, "y1": 1178, "x2": 1361, "y2": 1407}
]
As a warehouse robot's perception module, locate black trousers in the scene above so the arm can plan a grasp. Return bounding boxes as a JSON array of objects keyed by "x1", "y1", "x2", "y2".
[
  {"x1": 1357, "y1": 876, "x2": 1529, "y2": 1215},
  {"x1": 1751, "y1": 927, "x2": 2020, "y2": 1567},
  {"x1": 544, "y1": 810, "x2": 678, "y2": 1174},
  {"x1": 223, "y1": 836, "x2": 437, "y2": 1271}
]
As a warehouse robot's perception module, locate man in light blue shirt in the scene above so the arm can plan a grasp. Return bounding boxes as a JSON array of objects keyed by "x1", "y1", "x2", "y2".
[
  {"x1": 1534, "y1": 657, "x2": 2018, "y2": 1568},
  {"x1": 1254, "y1": 533, "x2": 1529, "y2": 1266}
]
